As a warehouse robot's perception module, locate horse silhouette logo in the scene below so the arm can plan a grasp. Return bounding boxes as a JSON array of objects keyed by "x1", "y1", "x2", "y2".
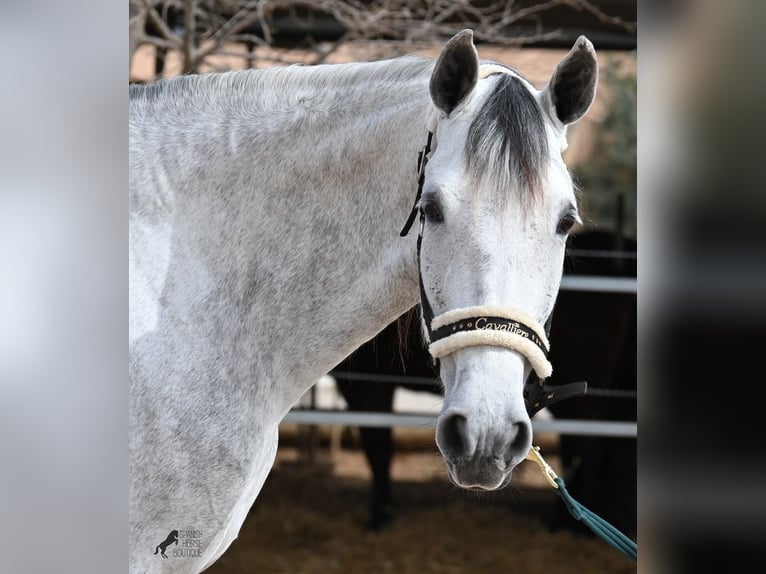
[{"x1": 154, "y1": 530, "x2": 179, "y2": 558}]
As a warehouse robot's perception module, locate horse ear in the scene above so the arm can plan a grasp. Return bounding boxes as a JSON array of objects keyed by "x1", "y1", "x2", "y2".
[
  {"x1": 430, "y1": 29, "x2": 479, "y2": 115},
  {"x1": 542, "y1": 35, "x2": 599, "y2": 127}
]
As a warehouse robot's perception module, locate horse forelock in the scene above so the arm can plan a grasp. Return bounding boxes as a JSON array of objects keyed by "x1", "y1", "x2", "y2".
[{"x1": 464, "y1": 73, "x2": 550, "y2": 206}]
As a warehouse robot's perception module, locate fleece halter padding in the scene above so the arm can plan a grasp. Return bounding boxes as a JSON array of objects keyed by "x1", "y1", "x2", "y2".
[{"x1": 428, "y1": 306, "x2": 553, "y2": 379}]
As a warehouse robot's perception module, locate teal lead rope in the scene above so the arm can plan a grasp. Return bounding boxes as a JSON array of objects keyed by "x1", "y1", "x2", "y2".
[
  {"x1": 553, "y1": 477, "x2": 637, "y2": 561},
  {"x1": 526, "y1": 446, "x2": 637, "y2": 562}
]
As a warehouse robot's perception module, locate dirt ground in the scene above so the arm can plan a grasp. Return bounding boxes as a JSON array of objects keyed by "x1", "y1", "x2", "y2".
[{"x1": 205, "y1": 426, "x2": 636, "y2": 574}]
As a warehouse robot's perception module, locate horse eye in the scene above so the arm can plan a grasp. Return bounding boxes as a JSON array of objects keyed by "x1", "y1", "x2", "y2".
[
  {"x1": 557, "y1": 213, "x2": 577, "y2": 235},
  {"x1": 422, "y1": 200, "x2": 443, "y2": 223}
]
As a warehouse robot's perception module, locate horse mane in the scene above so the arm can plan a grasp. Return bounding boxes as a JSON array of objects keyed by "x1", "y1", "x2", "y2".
[
  {"x1": 130, "y1": 58, "x2": 550, "y2": 210},
  {"x1": 129, "y1": 57, "x2": 434, "y2": 112},
  {"x1": 465, "y1": 72, "x2": 550, "y2": 203},
  {"x1": 395, "y1": 307, "x2": 420, "y2": 367}
]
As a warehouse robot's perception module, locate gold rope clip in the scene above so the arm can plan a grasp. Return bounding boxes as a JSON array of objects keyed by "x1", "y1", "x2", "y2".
[{"x1": 525, "y1": 445, "x2": 560, "y2": 490}]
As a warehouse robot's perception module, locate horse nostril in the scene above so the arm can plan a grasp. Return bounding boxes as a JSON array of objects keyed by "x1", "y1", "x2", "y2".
[
  {"x1": 509, "y1": 420, "x2": 532, "y2": 459},
  {"x1": 437, "y1": 412, "x2": 474, "y2": 461}
]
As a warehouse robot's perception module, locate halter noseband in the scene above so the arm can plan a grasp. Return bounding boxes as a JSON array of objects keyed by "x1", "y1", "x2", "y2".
[
  {"x1": 400, "y1": 69, "x2": 587, "y2": 415},
  {"x1": 429, "y1": 306, "x2": 552, "y2": 379}
]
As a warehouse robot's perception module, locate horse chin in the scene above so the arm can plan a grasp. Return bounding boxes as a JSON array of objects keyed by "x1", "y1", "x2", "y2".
[{"x1": 445, "y1": 463, "x2": 513, "y2": 491}]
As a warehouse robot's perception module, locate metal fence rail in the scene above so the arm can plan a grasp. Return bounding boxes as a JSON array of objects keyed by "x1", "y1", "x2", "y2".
[
  {"x1": 284, "y1": 410, "x2": 637, "y2": 438},
  {"x1": 286, "y1": 273, "x2": 637, "y2": 439},
  {"x1": 560, "y1": 275, "x2": 636, "y2": 293}
]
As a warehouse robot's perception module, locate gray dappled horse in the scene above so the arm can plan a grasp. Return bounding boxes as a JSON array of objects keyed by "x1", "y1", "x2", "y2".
[{"x1": 130, "y1": 30, "x2": 598, "y2": 573}]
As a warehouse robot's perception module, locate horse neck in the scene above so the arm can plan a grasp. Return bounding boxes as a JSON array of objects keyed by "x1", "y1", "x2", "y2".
[{"x1": 135, "y1": 63, "x2": 431, "y2": 417}]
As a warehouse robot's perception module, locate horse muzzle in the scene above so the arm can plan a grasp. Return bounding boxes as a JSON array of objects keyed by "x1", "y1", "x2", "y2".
[{"x1": 436, "y1": 407, "x2": 532, "y2": 491}]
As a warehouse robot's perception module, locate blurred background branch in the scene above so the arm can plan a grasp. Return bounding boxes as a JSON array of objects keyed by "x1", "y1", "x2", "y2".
[{"x1": 129, "y1": 0, "x2": 636, "y2": 79}]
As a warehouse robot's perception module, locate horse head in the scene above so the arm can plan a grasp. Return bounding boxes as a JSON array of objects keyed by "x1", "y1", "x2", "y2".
[{"x1": 417, "y1": 30, "x2": 598, "y2": 490}]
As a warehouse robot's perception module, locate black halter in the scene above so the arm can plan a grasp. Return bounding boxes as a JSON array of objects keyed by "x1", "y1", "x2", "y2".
[
  {"x1": 400, "y1": 130, "x2": 438, "y2": 336},
  {"x1": 522, "y1": 316, "x2": 588, "y2": 417},
  {"x1": 400, "y1": 131, "x2": 587, "y2": 417}
]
